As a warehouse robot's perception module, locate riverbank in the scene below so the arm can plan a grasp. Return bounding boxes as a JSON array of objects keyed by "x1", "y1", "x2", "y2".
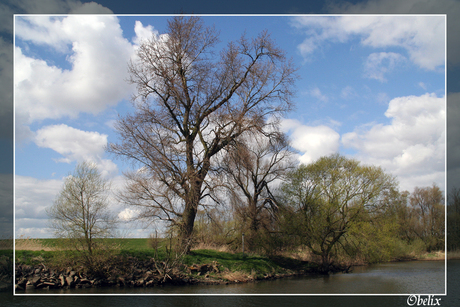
[
  {"x1": 389, "y1": 250, "x2": 446, "y2": 262},
  {"x1": 14, "y1": 249, "x2": 319, "y2": 292},
  {"x1": 10, "y1": 237, "x2": 454, "y2": 292},
  {"x1": 16, "y1": 250, "x2": 449, "y2": 292}
]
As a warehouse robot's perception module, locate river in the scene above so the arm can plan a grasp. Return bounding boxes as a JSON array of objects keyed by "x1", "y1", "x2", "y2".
[{"x1": 3, "y1": 260, "x2": 460, "y2": 307}]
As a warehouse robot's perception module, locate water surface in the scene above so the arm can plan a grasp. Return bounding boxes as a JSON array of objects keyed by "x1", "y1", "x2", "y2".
[
  {"x1": 4, "y1": 260, "x2": 458, "y2": 307},
  {"x1": 19, "y1": 260, "x2": 446, "y2": 295}
]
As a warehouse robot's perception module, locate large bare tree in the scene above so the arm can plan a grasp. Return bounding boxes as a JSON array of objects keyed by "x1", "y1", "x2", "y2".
[{"x1": 108, "y1": 16, "x2": 296, "y2": 249}]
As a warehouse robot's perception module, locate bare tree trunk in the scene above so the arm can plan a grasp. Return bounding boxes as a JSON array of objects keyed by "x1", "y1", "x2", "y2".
[{"x1": 179, "y1": 203, "x2": 197, "y2": 252}]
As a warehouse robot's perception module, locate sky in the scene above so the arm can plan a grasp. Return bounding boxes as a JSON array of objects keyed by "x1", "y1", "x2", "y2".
[{"x1": 13, "y1": 14, "x2": 446, "y2": 238}]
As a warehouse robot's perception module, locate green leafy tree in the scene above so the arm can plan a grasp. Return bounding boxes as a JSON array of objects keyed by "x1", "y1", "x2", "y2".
[{"x1": 280, "y1": 154, "x2": 398, "y2": 272}]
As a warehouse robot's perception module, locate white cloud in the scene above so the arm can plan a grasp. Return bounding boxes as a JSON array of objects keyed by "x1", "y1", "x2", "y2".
[
  {"x1": 1, "y1": 0, "x2": 113, "y2": 36},
  {"x1": 309, "y1": 87, "x2": 329, "y2": 103},
  {"x1": 14, "y1": 15, "x2": 134, "y2": 123},
  {"x1": 342, "y1": 93, "x2": 445, "y2": 192},
  {"x1": 4, "y1": 2, "x2": 113, "y2": 140},
  {"x1": 327, "y1": 0, "x2": 457, "y2": 67},
  {"x1": 118, "y1": 208, "x2": 139, "y2": 222},
  {"x1": 133, "y1": 20, "x2": 158, "y2": 46},
  {"x1": 35, "y1": 124, "x2": 106, "y2": 161},
  {"x1": 15, "y1": 175, "x2": 63, "y2": 222},
  {"x1": 282, "y1": 119, "x2": 340, "y2": 165},
  {"x1": 34, "y1": 124, "x2": 118, "y2": 177},
  {"x1": 291, "y1": 15, "x2": 445, "y2": 71},
  {"x1": 364, "y1": 52, "x2": 406, "y2": 82},
  {"x1": 418, "y1": 82, "x2": 427, "y2": 90}
]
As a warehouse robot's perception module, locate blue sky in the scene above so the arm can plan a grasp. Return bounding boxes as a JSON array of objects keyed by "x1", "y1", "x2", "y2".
[{"x1": 14, "y1": 14, "x2": 446, "y2": 238}]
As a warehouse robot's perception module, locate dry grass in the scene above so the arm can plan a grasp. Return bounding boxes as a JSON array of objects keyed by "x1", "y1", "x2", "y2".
[
  {"x1": 14, "y1": 236, "x2": 56, "y2": 251},
  {"x1": 275, "y1": 247, "x2": 315, "y2": 262},
  {"x1": 447, "y1": 249, "x2": 460, "y2": 260},
  {"x1": 191, "y1": 242, "x2": 232, "y2": 253},
  {"x1": 0, "y1": 238, "x2": 13, "y2": 250},
  {"x1": 418, "y1": 250, "x2": 445, "y2": 261},
  {"x1": 222, "y1": 270, "x2": 253, "y2": 283}
]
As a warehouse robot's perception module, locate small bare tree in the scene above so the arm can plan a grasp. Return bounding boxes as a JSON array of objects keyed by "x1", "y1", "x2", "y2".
[
  {"x1": 409, "y1": 184, "x2": 445, "y2": 251},
  {"x1": 47, "y1": 161, "x2": 116, "y2": 264},
  {"x1": 108, "y1": 16, "x2": 296, "y2": 251},
  {"x1": 222, "y1": 130, "x2": 295, "y2": 251}
]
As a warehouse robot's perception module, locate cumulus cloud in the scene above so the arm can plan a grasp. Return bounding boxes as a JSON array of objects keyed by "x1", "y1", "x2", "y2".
[
  {"x1": 1, "y1": 0, "x2": 113, "y2": 36},
  {"x1": 133, "y1": 20, "x2": 158, "y2": 46},
  {"x1": 342, "y1": 93, "x2": 445, "y2": 191},
  {"x1": 14, "y1": 15, "x2": 134, "y2": 123},
  {"x1": 15, "y1": 175, "x2": 62, "y2": 238},
  {"x1": 282, "y1": 119, "x2": 340, "y2": 165},
  {"x1": 118, "y1": 208, "x2": 140, "y2": 222},
  {"x1": 34, "y1": 124, "x2": 117, "y2": 177},
  {"x1": 15, "y1": 175, "x2": 63, "y2": 220},
  {"x1": 326, "y1": 0, "x2": 458, "y2": 67},
  {"x1": 291, "y1": 15, "x2": 445, "y2": 71}
]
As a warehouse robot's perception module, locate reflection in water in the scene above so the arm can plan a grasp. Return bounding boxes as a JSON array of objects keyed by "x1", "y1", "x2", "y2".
[{"x1": 1, "y1": 293, "x2": 410, "y2": 307}]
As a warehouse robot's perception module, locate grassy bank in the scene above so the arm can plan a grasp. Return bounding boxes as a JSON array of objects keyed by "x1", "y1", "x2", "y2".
[
  {"x1": 183, "y1": 249, "x2": 311, "y2": 281},
  {"x1": 14, "y1": 237, "x2": 314, "y2": 287}
]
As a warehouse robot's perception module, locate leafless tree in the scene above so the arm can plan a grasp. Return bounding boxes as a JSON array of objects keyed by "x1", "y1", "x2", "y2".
[
  {"x1": 47, "y1": 161, "x2": 116, "y2": 257},
  {"x1": 448, "y1": 187, "x2": 460, "y2": 251},
  {"x1": 222, "y1": 130, "x2": 295, "y2": 250},
  {"x1": 409, "y1": 184, "x2": 445, "y2": 251},
  {"x1": 108, "y1": 16, "x2": 296, "y2": 250}
]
